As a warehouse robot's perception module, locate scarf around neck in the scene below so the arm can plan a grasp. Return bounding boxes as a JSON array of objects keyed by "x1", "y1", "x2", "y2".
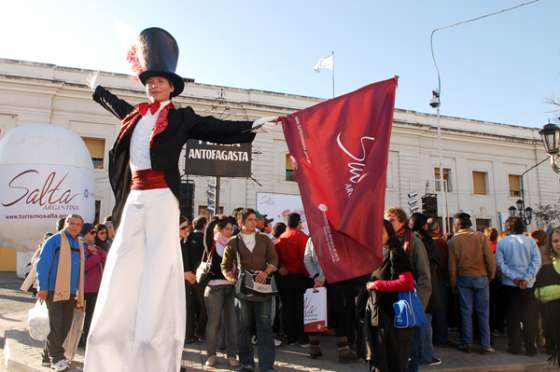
[{"x1": 54, "y1": 232, "x2": 85, "y2": 307}]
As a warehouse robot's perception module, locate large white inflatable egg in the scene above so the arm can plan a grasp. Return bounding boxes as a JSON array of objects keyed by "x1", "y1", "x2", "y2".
[{"x1": 0, "y1": 123, "x2": 95, "y2": 254}]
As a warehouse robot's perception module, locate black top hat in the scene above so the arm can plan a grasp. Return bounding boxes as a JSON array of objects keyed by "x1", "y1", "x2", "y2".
[{"x1": 133, "y1": 27, "x2": 184, "y2": 97}]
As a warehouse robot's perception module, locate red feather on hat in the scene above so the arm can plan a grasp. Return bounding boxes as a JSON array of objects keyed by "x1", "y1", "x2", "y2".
[{"x1": 126, "y1": 42, "x2": 145, "y2": 79}]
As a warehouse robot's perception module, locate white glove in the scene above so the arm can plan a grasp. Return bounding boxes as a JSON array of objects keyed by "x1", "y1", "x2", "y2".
[
  {"x1": 86, "y1": 71, "x2": 99, "y2": 92},
  {"x1": 252, "y1": 116, "x2": 279, "y2": 133}
]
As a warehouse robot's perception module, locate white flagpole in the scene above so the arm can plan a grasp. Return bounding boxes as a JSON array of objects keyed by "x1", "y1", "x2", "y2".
[{"x1": 331, "y1": 50, "x2": 335, "y2": 98}]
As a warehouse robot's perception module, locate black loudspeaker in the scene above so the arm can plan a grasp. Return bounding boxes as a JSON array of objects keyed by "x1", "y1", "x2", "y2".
[
  {"x1": 421, "y1": 194, "x2": 438, "y2": 218},
  {"x1": 180, "y1": 181, "x2": 195, "y2": 220}
]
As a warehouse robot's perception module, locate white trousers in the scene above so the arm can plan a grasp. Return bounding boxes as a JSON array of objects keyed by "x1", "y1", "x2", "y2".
[{"x1": 84, "y1": 188, "x2": 186, "y2": 372}]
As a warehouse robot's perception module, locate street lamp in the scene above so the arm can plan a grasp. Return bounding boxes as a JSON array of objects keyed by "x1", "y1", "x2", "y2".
[
  {"x1": 538, "y1": 123, "x2": 560, "y2": 174},
  {"x1": 509, "y1": 199, "x2": 533, "y2": 228}
]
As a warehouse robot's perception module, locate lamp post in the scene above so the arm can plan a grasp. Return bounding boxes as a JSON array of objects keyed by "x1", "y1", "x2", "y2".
[
  {"x1": 538, "y1": 122, "x2": 560, "y2": 174},
  {"x1": 508, "y1": 198, "x2": 533, "y2": 230}
]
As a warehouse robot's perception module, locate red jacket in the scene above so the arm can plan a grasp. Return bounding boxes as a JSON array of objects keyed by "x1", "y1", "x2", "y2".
[
  {"x1": 373, "y1": 272, "x2": 414, "y2": 292},
  {"x1": 85, "y1": 246, "x2": 107, "y2": 294},
  {"x1": 275, "y1": 228, "x2": 309, "y2": 275}
]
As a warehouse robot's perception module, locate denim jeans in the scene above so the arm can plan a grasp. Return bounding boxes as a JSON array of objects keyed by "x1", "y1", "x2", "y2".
[
  {"x1": 419, "y1": 313, "x2": 434, "y2": 363},
  {"x1": 237, "y1": 297, "x2": 275, "y2": 371},
  {"x1": 204, "y1": 285, "x2": 237, "y2": 358},
  {"x1": 407, "y1": 327, "x2": 420, "y2": 372},
  {"x1": 457, "y1": 276, "x2": 490, "y2": 348},
  {"x1": 409, "y1": 315, "x2": 435, "y2": 370}
]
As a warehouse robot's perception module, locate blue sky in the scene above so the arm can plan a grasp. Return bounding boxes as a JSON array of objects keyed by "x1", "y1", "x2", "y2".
[{"x1": 1, "y1": 0, "x2": 558, "y2": 127}]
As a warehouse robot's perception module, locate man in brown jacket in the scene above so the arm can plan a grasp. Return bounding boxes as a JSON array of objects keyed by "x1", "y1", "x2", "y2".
[
  {"x1": 448, "y1": 213, "x2": 496, "y2": 354},
  {"x1": 221, "y1": 208, "x2": 278, "y2": 372}
]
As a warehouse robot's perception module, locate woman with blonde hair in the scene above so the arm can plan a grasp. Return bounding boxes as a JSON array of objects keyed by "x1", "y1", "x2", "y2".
[{"x1": 534, "y1": 227, "x2": 560, "y2": 363}]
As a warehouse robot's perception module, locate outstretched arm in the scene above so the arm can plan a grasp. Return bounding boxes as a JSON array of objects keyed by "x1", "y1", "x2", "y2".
[
  {"x1": 185, "y1": 107, "x2": 256, "y2": 144},
  {"x1": 88, "y1": 72, "x2": 134, "y2": 120}
]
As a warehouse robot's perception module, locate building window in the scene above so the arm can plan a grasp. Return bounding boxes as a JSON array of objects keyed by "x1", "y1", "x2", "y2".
[
  {"x1": 508, "y1": 174, "x2": 521, "y2": 197},
  {"x1": 285, "y1": 154, "x2": 296, "y2": 182},
  {"x1": 475, "y1": 218, "x2": 491, "y2": 232},
  {"x1": 434, "y1": 167, "x2": 452, "y2": 192},
  {"x1": 82, "y1": 137, "x2": 105, "y2": 169},
  {"x1": 472, "y1": 171, "x2": 488, "y2": 195}
]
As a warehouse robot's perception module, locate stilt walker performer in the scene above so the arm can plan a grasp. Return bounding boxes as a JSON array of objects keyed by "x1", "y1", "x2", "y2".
[{"x1": 83, "y1": 27, "x2": 270, "y2": 372}]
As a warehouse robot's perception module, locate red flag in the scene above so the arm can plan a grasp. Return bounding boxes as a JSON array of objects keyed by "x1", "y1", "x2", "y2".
[{"x1": 280, "y1": 77, "x2": 398, "y2": 283}]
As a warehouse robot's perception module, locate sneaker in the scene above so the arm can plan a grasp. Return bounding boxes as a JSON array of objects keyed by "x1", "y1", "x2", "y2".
[
  {"x1": 428, "y1": 357, "x2": 442, "y2": 366},
  {"x1": 228, "y1": 357, "x2": 240, "y2": 368},
  {"x1": 53, "y1": 359, "x2": 70, "y2": 371},
  {"x1": 205, "y1": 355, "x2": 217, "y2": 367},
  {"x1": 274, "y1": 338, "x2": 282, "y2": 347},
  {"x1": 251, "y1": 335, "x2": 257, "y2": 345},
  {"x1": 41, "y1": 354, "x2": 50, "y2": 367},
  {"x1": 299, "y1": 341, "x2": 310, "y2": 348},
  {"x1": 481, "y1": 346, "x2": 496, "y2": 355}
]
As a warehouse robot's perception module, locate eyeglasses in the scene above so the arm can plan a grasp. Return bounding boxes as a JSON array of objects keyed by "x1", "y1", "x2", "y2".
[
  {"x1": 97, "y1": 231, "x2": 107, "y2": 235},
  {"x1": 180, "y1": 226, "x2": 189, "y2": 230},
  {"x1": 88, "y1": 230, "x2": 97, "y2": 235}
]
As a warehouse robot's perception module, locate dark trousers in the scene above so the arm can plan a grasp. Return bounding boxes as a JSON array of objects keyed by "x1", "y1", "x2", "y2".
[
  {"x1": 45, "y1": 295, "x2": 75, "y2": 363},
  {"x1": 82, "y1": 293, "x2": 98, "y2": 344},
  {"x1": 432, "y1": 281, "x2": 449, "y2": 344},
  {"x1": 489, "y1": 278, "x2": 505, "y2": 332},
  {"x1": 279, "y1": 273, "x2": 310, "y2": 343},
  {"x1": 330, "y1": 275, "x2": 368, "y2": 343},
  {"x1": 366, "y1": 311, "x2": 414, "y2": 372},
  {"x1": 503, "y1": 285, "x2": 537, "y2": 353},
  {"x1": 185, "y1": 282, "x2": 206, "y2": 340}
]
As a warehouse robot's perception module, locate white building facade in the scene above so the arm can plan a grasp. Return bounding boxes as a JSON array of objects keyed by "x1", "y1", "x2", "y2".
[{"x1": 0, "y1": 58, "x2": 558, "y2": 239}]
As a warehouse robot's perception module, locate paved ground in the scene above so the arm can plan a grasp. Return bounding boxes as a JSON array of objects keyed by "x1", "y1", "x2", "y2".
[{"x1": 0, "y1": 272, "x2": 555, "y2": 371}]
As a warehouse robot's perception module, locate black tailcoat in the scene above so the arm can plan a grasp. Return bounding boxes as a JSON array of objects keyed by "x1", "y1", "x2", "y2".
[{"x1": 92, "y1": 86, "x2": 255, "y2": 227}]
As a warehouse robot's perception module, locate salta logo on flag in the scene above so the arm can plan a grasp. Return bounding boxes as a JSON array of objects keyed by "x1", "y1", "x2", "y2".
[{"x1": 280, "y1": 77, "x2": 398, "y2": 283}]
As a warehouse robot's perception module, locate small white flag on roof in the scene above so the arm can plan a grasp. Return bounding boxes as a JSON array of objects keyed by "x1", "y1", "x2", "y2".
[{"x1": 313, "y1": 53, "x2": 334, "y2": 72}]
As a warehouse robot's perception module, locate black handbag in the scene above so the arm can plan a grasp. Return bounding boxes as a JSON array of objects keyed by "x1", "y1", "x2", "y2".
[
  {"x1": 233, "y1": 236, "x2": 278, "y2": 302},
  {"x1": 195, "y1": 245, "x2": 215, "y2": 288}
]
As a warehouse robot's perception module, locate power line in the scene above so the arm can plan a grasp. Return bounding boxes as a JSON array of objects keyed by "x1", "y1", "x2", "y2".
[{"x1": 430, "y1": 0, "x2": 543, "y2": 98}]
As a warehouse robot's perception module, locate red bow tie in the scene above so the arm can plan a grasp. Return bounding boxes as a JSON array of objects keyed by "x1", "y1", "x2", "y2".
[{"x1": 138, "y1": 102, "x2": 161, "y2": 116}]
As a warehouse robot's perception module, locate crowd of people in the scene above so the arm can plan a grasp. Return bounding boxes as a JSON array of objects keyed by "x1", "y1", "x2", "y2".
[
  {"x1": 176, "y1": 206, "x2": 560, "y2": 371},
  {"x1": 26, "y1": 215, "x2": 115, "y2": 371},
  {"x1": 28, "y1": 206, "x2": 560, "y2": 372}
]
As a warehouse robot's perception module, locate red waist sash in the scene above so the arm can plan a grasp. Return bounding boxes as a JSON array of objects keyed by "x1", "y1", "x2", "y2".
[{"x1": 130, "y1": 169, "x2": 168, "y2": 190}]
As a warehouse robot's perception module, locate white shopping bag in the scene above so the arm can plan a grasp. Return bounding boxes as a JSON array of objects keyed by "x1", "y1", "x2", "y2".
[
  {"x1": 304, "y1": 287, "x2": 327, "y2": 333},
  {"x1": 28, "y1": 300, "x2": 50, "y2": 341}
]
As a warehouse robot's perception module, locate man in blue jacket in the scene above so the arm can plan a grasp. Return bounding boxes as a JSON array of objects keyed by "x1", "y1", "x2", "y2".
[
  {"x1": 496, "y1": 216, "x2": 541, "y2": 356},
  {"x1": 36, "y1": 214, "x2": 85, "y2": 371}
]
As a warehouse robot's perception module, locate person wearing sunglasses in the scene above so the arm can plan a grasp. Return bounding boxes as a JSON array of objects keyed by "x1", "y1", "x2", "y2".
[
  {"x1": 94, "y1": 224, "x2": 110, "y2": 252},
  {"x1": 80, "y1": 223, "x2": 107, "y2": 348}
]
